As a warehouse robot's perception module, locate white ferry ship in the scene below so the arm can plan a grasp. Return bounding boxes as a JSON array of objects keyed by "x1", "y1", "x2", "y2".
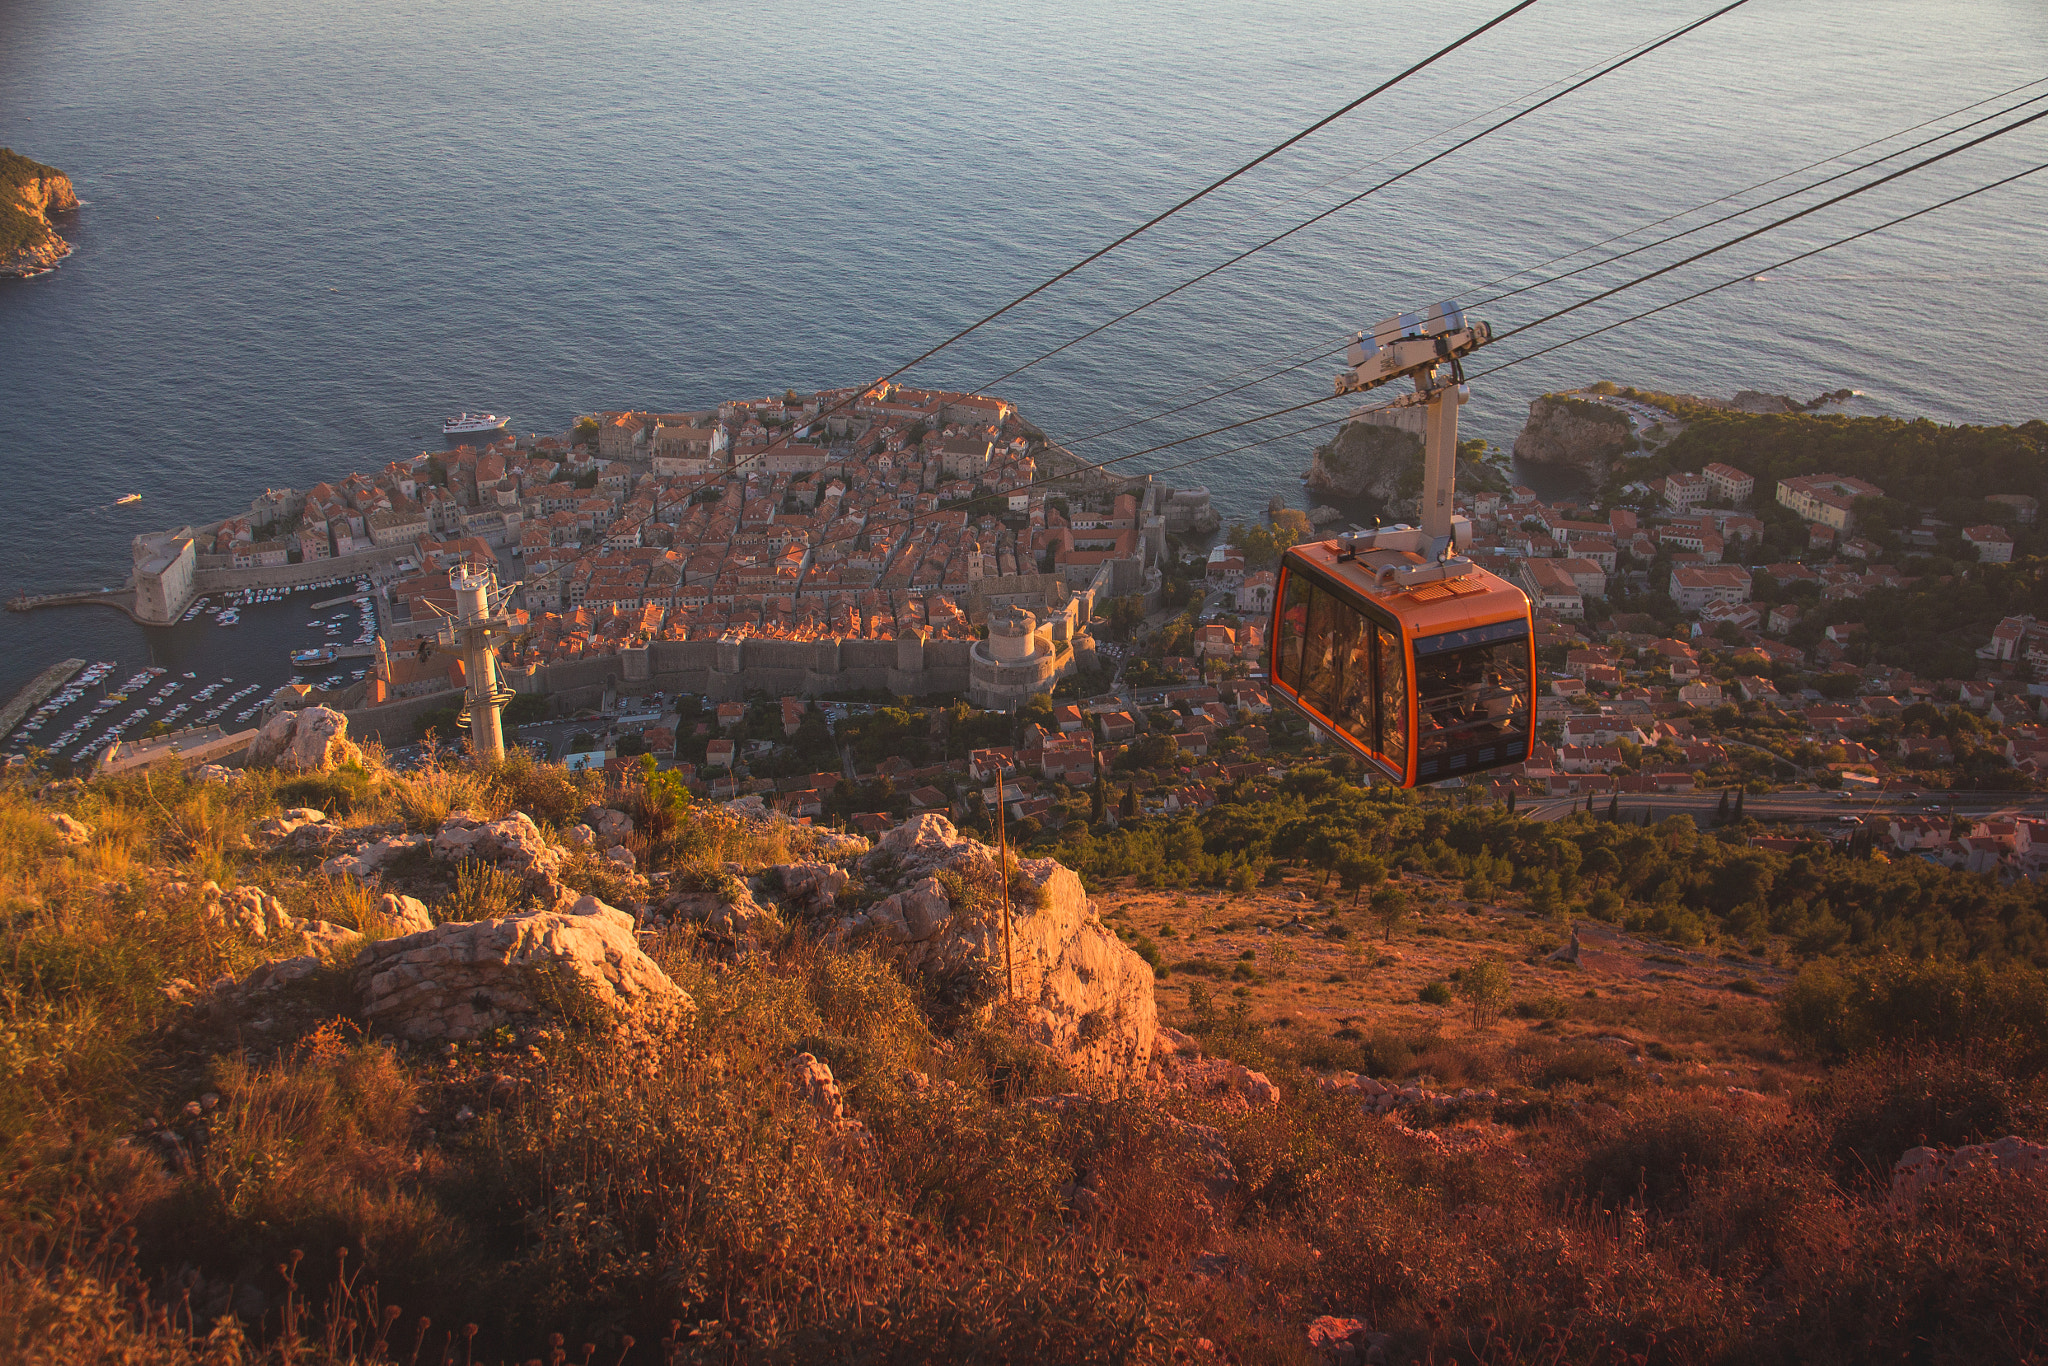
[{"x1": 443, "y1": 412, "x2": 509, "y2": 436}]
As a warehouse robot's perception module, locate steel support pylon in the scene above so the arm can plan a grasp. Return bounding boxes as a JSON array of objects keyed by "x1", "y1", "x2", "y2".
[{"x1": 1419, "y1": 375, "x2": 1467, "y2": 546}]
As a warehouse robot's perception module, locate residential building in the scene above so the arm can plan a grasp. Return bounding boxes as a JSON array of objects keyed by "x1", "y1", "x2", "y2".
[
  {"x1": 1964, "y1": 524, "x2": 2014, "y2": 562},
  {"x1": 1555, "y1": 556, "x2": 1607, "y2": 600},
  {"x1": 1668, "y1": 564, "x2": 1753, "y2": 613},
  {"x1": 1776, "y1": 473, "x2": 1884, "y2": 532},
  {"x1": 1040, "y1": 734, "x2": 1098, "y2": 782},
  {"x1": 1522, "y1": 560, "x2": 1584, "y2": 619},
  {"x1": 1702, "y1": 462, "x2": 1754, "y2": 503},
  {"x1": 1662, "y1": 471, "x2": 1708, "y2": 510},
  {"x1": 1236, "y1": 569, "x2": 1276, "y2": 615}
]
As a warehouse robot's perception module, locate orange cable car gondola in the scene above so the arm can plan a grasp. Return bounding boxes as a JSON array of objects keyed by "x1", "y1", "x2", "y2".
[{"x1": 1266, "y1": 300, "x2": 1536, "y2": 787}]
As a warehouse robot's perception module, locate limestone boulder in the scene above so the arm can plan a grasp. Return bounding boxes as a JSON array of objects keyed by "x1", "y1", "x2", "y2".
[
  {"x1": 247, "y1": 707, "x2": 362, "y2": 773},
  {"x1": 252, "y1": 807, "x2": 327, "y2": 842},
  {"x1": 1892, "y1": 1135, "x2": 2048, "y2": 1211},
  {"x1": 1308, "y1": 1317, "x2": 1391, "y2": 1366},
  {"x1": 604, "y1": 845, "x2": 637, "y2": 870},
  {"x1": 873, "y1": 811, "x2": 971, "y2": 872},
  {"x1": 192, "y1": 764, "x2": 242, "y2": 785},
  {"x1": 1173, "y1": 1059, "x2": 1281, "y2": 1110},
  {"x1": 431, "y1": 811, "x2": 563, "y2": 886},
  {"x1": 584, "y1": 807, "x2": 634, "y2": 846},
  {"x1": 375, "y1": 893, "x2": 435, "y2": 936},
  {"x1": 1148, "y1": 1028, "x2": 1278, "y2": 1109},
  {"x1": 293, "y1": 919, "x2": 361, "y2": 957},
  {"x1": 776, "y1": 861, "x2": 851, "y2": 913},
  {"x1": 790, "y1": 1052, "x2": 848, "y2": 1126},
  {"x1": 227, "y1": 954, "x2": 324, "y2": 999},
  {"x1": 1318, "y1": 1070, "x2": 1497, "y2": 1115},
  {"x1": 805, "y1": 828, "x2": 872, "y2": 862},
  {"x1": 842, "y1": 813, "x2": 1157, "y2": 1091},
  {"x1": 658, "y1": 876, "x2": 782, "y2": 948},
  {"x1": 321, "y1": 833, "x2": 428, "y2": 882},
  {"x1": 562, "y1": 823, "x2": 597, "y2": 850},
  {"x1": 47, "y1": 813, "x2": 93, "y2": 846},
  {"x1": 212, "y1": 885, "x2": 295, "y2": 940},
  {"x1": 353, "y1": 897, "x2": 690, "y2": 1043}
]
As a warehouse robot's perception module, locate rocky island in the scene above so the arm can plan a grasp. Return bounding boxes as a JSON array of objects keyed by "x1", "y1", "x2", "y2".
[
  {"x1": 1, "y1": 148, "x2": 80, "y2": 278},
  {"x1": 1304, "y1": 404, "x2": 1506, "y2": 511}
]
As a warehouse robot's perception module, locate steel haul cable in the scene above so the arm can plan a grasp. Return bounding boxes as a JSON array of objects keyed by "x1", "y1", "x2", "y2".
[
  {"x1": 512, "y1": 0, "x2": 1550, "y2": 603},
  {"x1": 512, "y1": 41, "x2": 2044, "y2": 626},
  {"x1": 1040, "y1": 74, "x2": 2048, "y2": 454},
  {"x1": 784, "y1": 149, "x2": 2048, "y2": 560},
  {"x1": 970, "y1": 0, "x2": 1754, "y2": 391},
  {"x1": 533, "y1": 150, "x2": 2044, "y2": 632}
]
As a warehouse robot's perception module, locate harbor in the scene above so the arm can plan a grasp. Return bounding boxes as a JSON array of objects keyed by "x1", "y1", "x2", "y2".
[{"x1": 1, "y1": 572, "x2": 389, "y2": 769}]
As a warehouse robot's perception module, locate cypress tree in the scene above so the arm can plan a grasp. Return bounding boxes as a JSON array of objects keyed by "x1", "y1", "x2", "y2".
[
  {"x1": 1733, "y1": 788, "x2": 1745, "y2": 820},
  {"x1": 1640, "y1": 806, "x2": 1652, "y2": 827},
  {"x1": 1716, "y1": 789, "x2": 1730, "y2": 824},
  {"x1": 1120, "y1": 780, "x2": 1138, "y2": 820},
  {"x1": 1507, "y1": 787, "x2": 1517, "y2": 814},
  {"x1": 1606, "y1": 793, "x2": 1619, "y2": 821},
  {"x1": 1090, "y1": 774, "x2": 1107, "y2": 823}
]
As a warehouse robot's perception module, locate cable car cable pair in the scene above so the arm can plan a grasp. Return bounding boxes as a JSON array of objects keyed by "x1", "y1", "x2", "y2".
[
  {"x1": 972, "y1": 0, "x2": 1753, "y2": 392},
  {"x1": 514, "y1": 0, "x2": 1547, "y2": 604},
  {"x1": 1046, "y1": 71, "x2": 2048, "y2": 456}
]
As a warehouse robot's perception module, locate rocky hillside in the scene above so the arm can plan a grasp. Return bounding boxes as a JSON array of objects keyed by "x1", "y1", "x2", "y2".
[
  {"x1": 1, "y1": 147, "x2": 80, "y2": 277},
  {"x1": 4, "y1": 707, "x2": 2044, "y2": 1364},
  {"x1": 1511, "y1": 391, "x2": 1633, "y2": 474}
]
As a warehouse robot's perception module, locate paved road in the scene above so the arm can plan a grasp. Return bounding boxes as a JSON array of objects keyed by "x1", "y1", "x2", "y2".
[{"x1": 1521, "y1": 788, "x2": 2048, "y2": 829}]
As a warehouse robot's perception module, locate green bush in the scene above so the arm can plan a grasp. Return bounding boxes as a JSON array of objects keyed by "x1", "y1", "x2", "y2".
[
  {"x1": 1781, "y1": 955, "x2": 2048, "y2": 1074},
  {"x1": 273, "y1": 765, "x2": 376, "y2": 815},
  {"x1": 1813, "y1": 1053, "x2": 2046, "y2": 1183},
  {"x1": 1418, "y1": 980, "x2": 1453, "y2": 1006},
  {"x1": 1457, "y1": 958, "x2": 1512, "y2": 1027},
  {"x1": 1512, "y1": 993, "x2": 1571, "y2": 1021},
  {"x1": 1577, "y1": 1098, "x2": 1766, "y2": 1214}
]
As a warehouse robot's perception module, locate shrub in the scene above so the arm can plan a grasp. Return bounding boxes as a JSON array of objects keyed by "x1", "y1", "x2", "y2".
[
  {"x1": 1533, "y1": 1044, "x2": 1631, "y2": 1090},
  {"x1": 1419, "y1": 980, "x2": 1454, "y2": 1006},
  {"x1": 273, "y1": 765, "x2": 376, "y2": 816},
  {"x1": 1781, "y1": 955, "x2": 2048, "y2": 1074},
  {"x1": 1457, "y1": 958, "x2": 1512, "y2": 1027},
  {"x1": 483, "y1": 748, "x2": 590, "y2": 826},
  {"x1": 438, "y1": 858, "x2": 525, "y2": 922},
  {"x1": 1812, "y1": 1052, "x2": 2046, "y2": 1185},
  {"x1": 1576, "y1": 1097, "x2": 1766, "y2": 1214}
]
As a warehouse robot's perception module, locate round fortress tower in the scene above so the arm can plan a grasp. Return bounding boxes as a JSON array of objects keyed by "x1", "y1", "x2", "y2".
[{"x1": 988, "y1": 603, "x2": 1039, "y2": 664}]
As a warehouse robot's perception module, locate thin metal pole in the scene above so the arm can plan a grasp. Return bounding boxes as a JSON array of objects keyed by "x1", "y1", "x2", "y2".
[{"x1": 995, "y1": 762, "x2": 1014, "y2": 1002}]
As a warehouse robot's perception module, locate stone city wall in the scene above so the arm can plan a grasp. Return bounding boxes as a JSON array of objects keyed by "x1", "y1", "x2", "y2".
[
  {"x1": 344, "y1": 634, "x2": 979, "y2": 743},
  {"x1": 191, "y1": 543, "x2": 415, "y2": 596}
]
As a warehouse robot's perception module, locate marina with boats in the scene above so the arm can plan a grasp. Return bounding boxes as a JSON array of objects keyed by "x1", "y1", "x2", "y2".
[{"x1": 1, "y1": 572, "x2": 389, "y2": 768}]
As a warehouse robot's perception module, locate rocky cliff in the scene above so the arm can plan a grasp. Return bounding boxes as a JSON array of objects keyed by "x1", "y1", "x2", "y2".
[
  {"x1": 1, "y1": 148, "x2": 80, "y2": 278},
  {"x1": 1304, "y1": 405, "x2": 1508, "y2": 513},
  {"x1": 1305, "y1": 406, "x2": 1427, "y2": 501},
  {"x1": 1511, "y1": 393, "x2": 1632, "y2": 474}
]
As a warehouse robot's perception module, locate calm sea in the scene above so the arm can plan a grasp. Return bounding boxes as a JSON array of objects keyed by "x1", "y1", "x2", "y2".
[{"x1": 3, "y1": 0, "x2": 2045, "y2": 698}]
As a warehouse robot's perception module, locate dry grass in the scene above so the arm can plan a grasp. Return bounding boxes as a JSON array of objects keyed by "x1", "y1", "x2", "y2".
[{"x1": 2, "y1": 770, "x2": 2045, "y2": 1363}]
